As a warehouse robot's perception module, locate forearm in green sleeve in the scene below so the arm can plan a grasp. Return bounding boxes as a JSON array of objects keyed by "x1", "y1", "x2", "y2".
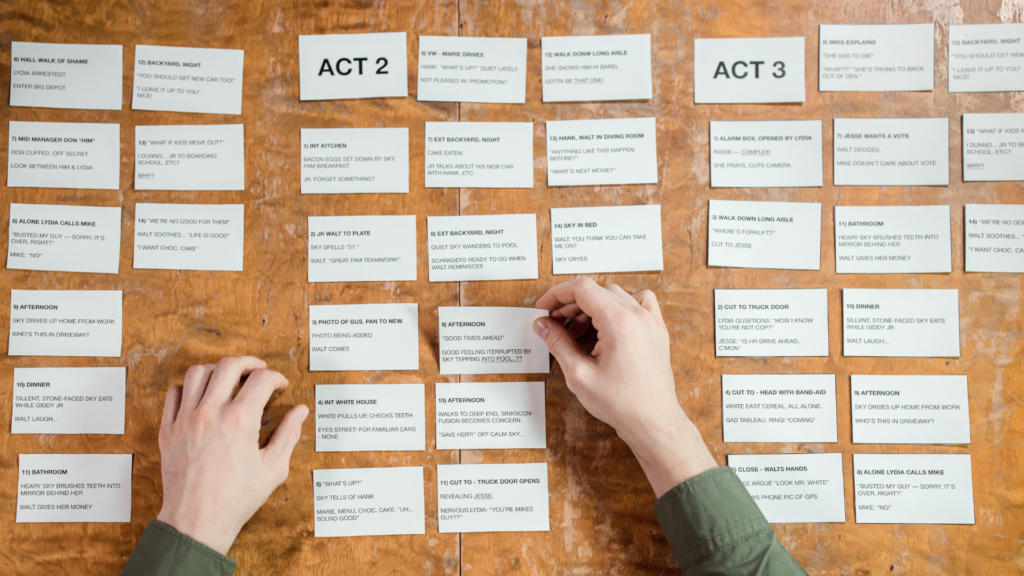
[
  {"x1": 120, "y1": 519, "x2": 237, "y2": 576},
  {"x1": 654, "y1": 466, "x2": 807, "y2": 576}
]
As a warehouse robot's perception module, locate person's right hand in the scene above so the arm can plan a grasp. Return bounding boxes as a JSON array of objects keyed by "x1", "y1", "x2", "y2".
[{"x1": 532, "y1": 278, "x2": 718, "y2": 497}]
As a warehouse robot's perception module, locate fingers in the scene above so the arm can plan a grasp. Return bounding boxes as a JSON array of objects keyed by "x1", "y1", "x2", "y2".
[
  {"x1": 261, "y1": 404, "x2": 310, "y2": 485},
  {"x1": 567, "y1": 313, "x2": 591, "y2": 339},
  {"x1": 201, "y1": 356, "x2": 268, "y2": 407},
  {"x1": 233, "y1": 368, "x2": 290, "y2": 419},
  {"x1": 161, "y1": 386, "x2": 183, "y2": 429},
  {"x1": 180, "y1": 364, "x2": 216, "y2": 413},
  {"x1": 633, "y1": 290, "x2": 666, "y2": 328},
  {"x1": 535, "y1": 277, "x2": 625, "y2": 329},
  {"x1": 533, "y1": 316, "x2": 592, "y2": 376}
]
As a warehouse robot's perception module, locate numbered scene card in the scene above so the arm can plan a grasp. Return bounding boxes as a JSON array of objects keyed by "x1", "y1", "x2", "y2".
[
  {"x1": 309, "y1": 303, "x2": 419, "y2": 371},
  {"x1": 541, "y1": 34, "x2": 652, "y2": 102},
  {"x1": 135, "y1": 124, "x2": 244, "y2": 190},
  {"x1": 728, "y1": 453, "x2": 845, "y2": 523},
  {"x1": 709, "y1": 120, "x2": 823, "y2": 188},
  {"x1": 437, "y1": 463, "x2": 549, "y2": 533},
  {"x1": 9, "y1": 290, "x2": 122, "y2": 357},
  {"x1": 550, "y1": 205, "x2": 663, "y2": 274},
  {"x1": 436, "y1": 381, "x2": 546, "y2": 449},
  {"x1": 853, "y1": 454, "x2": 975, "y2": 524},
  {"x1": 134, "y1": 204, "x2": 244, "y2": 271},
  {"x1": 17, "y1": 454, "x2": 132, "y2": 523},
  {"x1": 12, "y1": 367, "x2": 126, "y2": 435},
  {"x1": 694, "y1": 37, "x2": 805, "y2": 103},
  {"x1": 965, "y1": 204, "x2": 1024, "y2": 273},
  {"x1": 834, "y1": 205, "x2": 952, "y2": 274},
  {"x1": 948, "y1": 23, "x2": 1024, "y2": 93},
  {"x1": 11, "y1": 42, "x2": 122, "y2": 110},
  {"x1": 313, "y1": 466, "x2": 424, "y2": 537},
  {"x1": 132, "y1": 45, "x2": 244, "y2": 114},
  {"x1": 842, "y1": 289, "x2": 960, "y2": 357},
  {"x1": 438, "y1": 307, "x2": 549, "y2": 375},
  {"x1": 8, "y1": 121, "x2": 120, "y2": 190},
  {"x1": 424, "y1": 122, "x2": 533, "y2": 188},
  {"x1": 714, "y1": 289, "x2": 829, "y2": 357},
  {"x1": 315, "y1": 384, "x2": 425, "y2": 452},
  {"x1": 308, "y1": 215, "x2": 416, "y2": 282},
  {"x1": 833, "y1": 118, "x2": 949, "y2": 186},
  {"x1": 7, "y1": 203, "x2": 121, "y2": 274},
  {"x1": 819, "y1": 24, "x2": 934, "y2": 91},
  {"x1": 962, "y1": 113, "x2": 1024, "y2": 182},
  {"x1": 427, "y1": 214, "x2": 538, "y2": 282},
  {"x1": 851, "y1": 375, "x2": 970, "y2": 445},
  {"x1": 722, "y1": 374, "x2": 837, "y2": 443},
  {"x1": 299, "y1": 32, "x2": 408, "y2": 100},
  {"x1": 546, "y1": 117, "x2": 657, "y2": 186},
  {"x1": 708, "y1": 199, "x2": 821, "y2": 271},
  {"x1": 417, "y1": 36, "x2": 526, "y2": 103},
  {"x1": 300, "y1": 128, "x2": 409, "y2": 194}
]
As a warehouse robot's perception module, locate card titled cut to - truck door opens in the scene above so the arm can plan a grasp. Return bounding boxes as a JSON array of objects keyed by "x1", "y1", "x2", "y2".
[
  {"x1": 819, "y1": 24, "x2": 934, "y2": 92},
  {"x1": 417, "y1": 36, "x2": 527, "y2": 104},
  {"x1": 427, "y1": 214, "x2": 538, "y2": 282},
  {"x1": 834, "y1": 205, "x2": 952, "y2": 274},
  {"x1": 300, "y1": 128, "x2": 409, "y2": 194},
  {"x1": 12, "y1": 367, "x2": 126, "y2": 435},
  {"x1": 948, "y1": 24, "x2": 1024, "y2": 93},
  {"x1": 313, "y1": 466, "x2": 424, "y2": 537},
  {"x1": 833, "y1": 118, "x2": 949, "y2": 186},
  {"x1": 299, "y1": 32, "x2": 409, "y2": 101},
  {"x1": 424, "y1": 122, "x2": 533, "y2": 189},
  {"x1": 965, "y1": 204, "x2": 1024, "y2": 273},
  {"x1": 546, "y1": 117, "x2": 657, "y2": 186},
  {"x1": 853, "y1": 453, "x2": 975, "y2": 524},
  {"x1": 11, "y1": 42, "x2": 122, "y2": 111},
  {"x1": 714, "y1": 289, "x2": 829, "y2": 358},
  {"x1": 308, "y1": 215, "x2": 416, "y2": 282},
  {"x1": 17, "y1": 453, "x2": 132, "y2": 523},
  {"x1": 134, "y1": 204, "x2": 244, "y2": 271},
  {"x1": 541, "y1": 34, "x2": 652, "y2": 102},
  {"x1": 728, "y1": 453, "x2": 845, "y2": 523},
  {"x1": 709, "y1": 120, "x2": 823, "y2": 188},
  {"x1": 708, "y1": 200, "x2": 821, "y2": 271},
  {"x1": 437, "y1": 463, "x2": 549, "y2": 533},
  {"x1": 8, "y1": 121, "x2": 120, "y2": 190},
  {"x1": 315, "y1": 384, "x2": 424, "y2": 452},
  {"x1": 7, "y1": 203, "x2": 121, "y2": 275},
  {"x1": 438, "y1": 307, "x2": 549, "y2": 375},
  {"x1": 694, "y1": 37, "x2": 806, "y2": 103},
  {"x1": 309, "y1": 303, "x2": 418, "y2": 372},
  {"x1": 134, "y1": 124, "x2": 244, "y2": 191},
  {"x1": 722, "y1": 374, "x2": 837, "y2": 443},
  {"x1": 842, "y1": 289, "x2": 960, "y2": 357},
  {"x1": 132, "y1": 45, "x2": 244, "y2": 115},
  {"x1": 9, "y1": 290, "x2": 122, "y2": 357},
  {"x1": 550, "y1": 205, "x2": 663, "y2": 274},
  {"x1": 851, "y1": 375, "x2": 970, "y2": 445},
  {"x1": 962, "y1": 113, "x2": 1024, "y2": 182},
  {"x1": 436, "y1": 381, "x2": 546, "y2": 450}
]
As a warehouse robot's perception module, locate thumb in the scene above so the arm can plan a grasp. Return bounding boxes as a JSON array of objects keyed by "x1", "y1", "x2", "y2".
[
  {"x1": 533, "y1": 316, "x2": 590, "y2": 376},
  {"x1": 262, "y1": 403, "x2": 309, "y2": 484}
]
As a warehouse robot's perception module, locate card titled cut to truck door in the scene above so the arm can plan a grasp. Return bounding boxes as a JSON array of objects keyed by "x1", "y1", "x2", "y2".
[
  {"x1": 8, "y1": 121, "x2": 120, "y2": 190},
  {"x1": 427, "y1": 214, "x2": 537, "y2": 282},
  {"x1": 9, "y1": 290, "x2": 122, "y2": 357},
  {"x1": 722, "y1": 374, "x2": 837, "y2": 443},
  {"x1": 834, "y1": 205, "x2": 952, "y2": 274},
  {"x1": 299, "y1": 32, "x2": 408, "y2": 101},
  {"x1": 11, "y1": 42, "x2": 122, "y2": 110},
  {"x1": 308, "y1": 215, "x2": 416, "y2": 282},
  {"x1": 133, "y1": 45, "x2": 244, "y2": 114},
  {"x1": 300, "y1": 128, "x2": 409, "y2": 194},
  {"x1": 418, "y1": 36, "x2": 526, "y2": 103},
  {"x1": 438, "y1": 307, "x2": 549, "y2": 375},
  {"x1": 424, "y1": 122, "x2": 533, "y2": 188},
  {"x1": 8, "y1": 203, "x2": 121, "y2": 274},
  {"x1": 948, "y1": 24, "x2": 1024, "y2": 93},
  {"x1": 12, "y1": 367, "x2": 126, "y2": 435},
  {"x1": 17, "y1": 453, "x2": 131, "y2": 523},
  {"x1": 833, "y1": 118, "x2": 949, "y2": 186},
  {"x1": 313, "y1": 466, "x2": 424, "y2": 537},
  {"x1": 708, "y1": 200, "x2": 821, "y2": 271},
  {"x1": 962, "y1": 113, "x2": 1024, "y2": 182},
  {"x1": 546, "y1": 117, "x2": 657, "y2": 186},
  {"x1": 728, "y1": 453, "x2": 845, "y2": 523},
  {"x1": 135, "y1": 124, "x2": 244, "y2": 190},
  {"x1": 134, "y1": 204, "x2": 244, "y2": 271},
  {"x1": 842, "y1": 289, "x2": 960, "y2": 357},
  {"x1": 709, "y1": 121, "x2": 823, "y2": 188},
  {"x1": 819, "y1": 24, "x2": 934, "y2": 92},
  {"x1": 309, "y1": 303, "x2": 418, "y2": 372},
  {"x1": 315, "y1": 384, "x2": 424, "y2": 452},
  {"x1": 541, "y1": 34, "x2": 652, "y2": 102},
  {"x1": 714, "y1": 289, "x2": 829, "y2": 358},
  {"x1": 851, "y1": 375, "x2": 970, "y2": 445},
  {"x1": 965, "y1": 204, "x2": 1024, "y2": 272},
  {"x1": 853, "y1": 453, "x2": 974, "y2": 524},
  {"x1": 436, "y1": 381, "x2": 546, "y2": 450},
  {"x1": 694, "y1": 37, "x2": 805, "y2": 103},
  {"x1": 550, "y1": 205, "x2": 663, "y2": 274},
  {"x1": 437, "y1": 463, "x2": 549, "y2": 533}
]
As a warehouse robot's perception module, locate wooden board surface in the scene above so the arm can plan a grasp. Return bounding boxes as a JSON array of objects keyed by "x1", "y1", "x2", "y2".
[{"x1": 1, "y1": 0, "x2": 1022, "y2": 573}]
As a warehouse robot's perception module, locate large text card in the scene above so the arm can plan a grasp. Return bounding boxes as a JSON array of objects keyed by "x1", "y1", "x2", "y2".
[
  {"x1": 418, "y1": 36, "x2": 526, "y2": 103},
  {"x1": 546, "y1": 117, "x2": 657, "y2": 186},
  {"x1": 299, "y1": 33, "x2": 408, "y2": 101},
  {"x1": 819, "y1": 24, "x2": 934, "y2": 92},
  {"x1": 541, "y1": 34, "x2": 652, "y2": 102},
  {"x1": 17, "y1": 454, "x2": 131, "y2": 523},
  {"x1": 728, "y1": 453, "x2": 846, "y2": 523},
  {"x1": 8, "y1": 203, "x2": 121, "y2": 275},
  {"x1": 437, "y1": 463, "x2": 549, "y2": 533},
  {"x1": 962, "y1": 113, "x2": 1024, "y2": 182},
  {"x1": 965, "y1": 204, "x2": 1024, "y2": 273},
  {"x1": 134, "y1": 204, "x2": 244, "y2": 271},
  {"x1": 428, "y1": 214, "x2": 538, "y2": 282},
  {"x1": 949, "y1": 24, "x2": 1024, "y2": 93},
  {"x1": 694, "y1": 37, "x2": 805, "y2": 103},
  {"x1": 315, "y1": 384, "x2": 425, "y2": 452},
  {"x1": 438, "y1": 307, "x2": 549, "y2": 375},
  {"x1": 313, "y1": 466, "x2": 424, "y2": 537},
  {"x1": 714, "y1": 289, "x2": 829, "y2": 358},
  {"x1": 708, "y1": 199, "x2": 821, "y2": 271},
  {"x1": 11, "y1": 42, "x2": 122, "y2": 110},
  {"x1": 550, "y1": 205, "x2": 663, "y2": 274},
  {"x1": 842, "y1": 289, "x2": 960, "y2": 357},
  {"x1": 709, "y1": 120, "x2": 823, "y2": 188},
  {"x1": 10, "y1": 290, "x2": 122, "y2": 358},
  {"x1": 853, "y1": 454, "x2": 974, "y2": 524},
  {"x1": 309, "y1": 303, "x2": 419, "y2": 372},
  {"x1": 8, "y1": 121, "x2": 120, "y2": 190},
  {"x1": 834, "y1": 118, "x2": 949, "y2": 186},
  {"x1": 722, "y1": 374, "x2": 837, "y2": 443},
  {"x1": 133, "y1": 45, "x2": 244, "y2": 114},
  {"x1": 12, "y1": 367, "x2": 126, "y2": 435},
  {"x1": 300, "y1": 128, "x2": 409, "y2": 194},
  {"x1": 436, "y1": 381, "x2": 546, "y2": 450},
  {"x1": 424, "y1": 122, "x2": 533, "y2": 189},
  {"x1": 308, "y1": 215, "x2": 416, "y2": 282},
  {"x1": 135, "y1": 124, "x2": 244, "y2": 191},
  {"x1": 834, "y1": 205, "x2": 952, "y2": 274},
  {"x1": 851, "y1": 375, "x2": 970, "y2": 445}
]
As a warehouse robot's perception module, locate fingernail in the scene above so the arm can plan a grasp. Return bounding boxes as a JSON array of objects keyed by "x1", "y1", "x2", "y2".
[{"x1": 533, "y1": 317, "x2": 548, "y2": 339}]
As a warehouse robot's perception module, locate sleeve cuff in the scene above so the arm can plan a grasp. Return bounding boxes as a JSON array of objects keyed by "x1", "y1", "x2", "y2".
[{"x1": 121, "y1": 519, "x2": 237, "y2": 576}]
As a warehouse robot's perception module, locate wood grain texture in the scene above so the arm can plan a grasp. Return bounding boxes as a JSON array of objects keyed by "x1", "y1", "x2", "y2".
[{"x1": 0, "y1": 0, "x2": 1022, "y2": 574}]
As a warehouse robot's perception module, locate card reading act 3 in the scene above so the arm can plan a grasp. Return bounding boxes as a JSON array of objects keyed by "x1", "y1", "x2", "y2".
[
  {"x1": 694, "y1": 37, "x2": 805, "y2": 103},
  {"x1": 299, "y1": 32, "x2": 408, "y2": 101}
]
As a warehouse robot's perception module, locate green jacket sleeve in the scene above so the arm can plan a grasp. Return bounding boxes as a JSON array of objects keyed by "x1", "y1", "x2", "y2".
[
  {"x1": 121, "y1": 519, "x2": 236, "y2": 576},
  {"x1": 654, "y1": 466, "x2": 808, "y2": 576}
]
